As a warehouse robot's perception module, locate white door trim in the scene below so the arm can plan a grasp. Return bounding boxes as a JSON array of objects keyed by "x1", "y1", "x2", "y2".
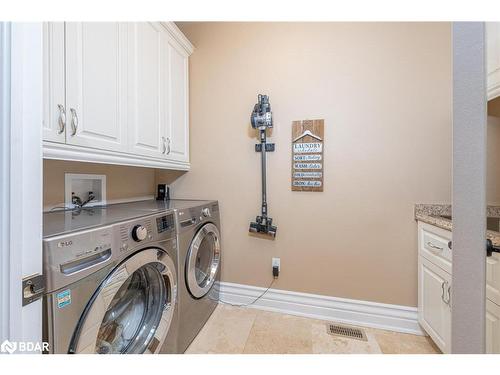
[
  {"x1": 0, "y1": 22, "x2": 43, "y2": 351},
  {"x1": 452, "y1": 22, "x2": 487, "y2": 353},
  {"x1": 218, "y1": 282, "x2": 424, "y2": 335}
]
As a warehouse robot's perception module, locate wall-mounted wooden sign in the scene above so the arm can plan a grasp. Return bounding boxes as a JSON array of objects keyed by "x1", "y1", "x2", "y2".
[{"x1": 291, "y1": 119, "x2": 324, "y2": 192}]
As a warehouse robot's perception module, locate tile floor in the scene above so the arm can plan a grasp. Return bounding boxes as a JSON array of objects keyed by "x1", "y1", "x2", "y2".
[{"x1": 185, "y1": 304, "x2": 441, "y2": 354}]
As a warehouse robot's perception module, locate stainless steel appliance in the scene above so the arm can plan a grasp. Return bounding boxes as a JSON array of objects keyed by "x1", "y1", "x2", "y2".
[
  {"x1": 176, "y1": 201, "x2": 221, "y2": 353},
  {"x1": 42, "y1": 205, "x2": 179, "y2": 354}
]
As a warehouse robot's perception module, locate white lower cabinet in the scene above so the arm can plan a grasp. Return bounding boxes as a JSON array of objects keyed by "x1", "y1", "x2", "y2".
[
  {"x1": 42, "y1": 22, "x2": 193, "y2": 170},
  {"x1": 418, "y1": 255, "x2": 451, "y2": 353},
  {"x1": 487, "y1": 252, "x2": 500, "y2": 306},
  {"x1": 486, "y1": 299, "x2": 500, "y2": 354},
  {"x1": 418, "y1": 221, "x2": 500, "y2": 353}
]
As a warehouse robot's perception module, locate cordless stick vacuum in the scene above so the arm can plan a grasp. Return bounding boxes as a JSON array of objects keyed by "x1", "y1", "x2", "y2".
[{"x1": 249, "y1": 94, "x2": 277, "y2": 238}]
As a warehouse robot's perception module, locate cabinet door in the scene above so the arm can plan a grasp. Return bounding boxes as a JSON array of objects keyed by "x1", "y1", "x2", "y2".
[
  {"x1": 487, "y1": 22, "x2": 500, "y2": 100},
  {"x1": 65, "y1": 22, "x2": 128, "y2": 152},
  {"x1": 486, "y1": 300, "x2": 500, "y2": 354},
  {"x1": 487, "y1": 252, "x2": 500, "y2": 306},
  {"x1": 127, "y1": 22, "x2": 167, "y2": 159},
  {"x1": 418, "y1": 256, "x2": 451, "y2": 353},
  {"x1": 166, "y1": 36, "x2": 189, "y2": 162},
  {"x1": 42, "y1": 22, "x2": 66, "y2": 143}
]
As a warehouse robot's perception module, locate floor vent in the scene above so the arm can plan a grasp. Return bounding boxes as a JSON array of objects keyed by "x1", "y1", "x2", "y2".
[{"x1": 326, "y1": 324, "x2": 368, "y2": 341}]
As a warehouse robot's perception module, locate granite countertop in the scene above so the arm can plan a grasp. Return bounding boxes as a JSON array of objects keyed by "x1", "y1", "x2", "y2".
[{"x1": 415, "y1": 204, "x2": 500, "y2": 246}]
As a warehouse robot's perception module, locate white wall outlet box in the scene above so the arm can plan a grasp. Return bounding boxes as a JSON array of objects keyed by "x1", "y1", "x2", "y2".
[
  {"x1": 272, "y1": 257, "x2": 281, "y2": 272},
  {"x1": 65, "y1": 173, "x2": 107, "y2": 208}
]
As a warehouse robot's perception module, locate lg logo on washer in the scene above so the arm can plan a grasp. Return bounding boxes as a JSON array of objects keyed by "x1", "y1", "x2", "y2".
[{"x1": 1, "y1": 339, "x2": 49, "y2": 354}]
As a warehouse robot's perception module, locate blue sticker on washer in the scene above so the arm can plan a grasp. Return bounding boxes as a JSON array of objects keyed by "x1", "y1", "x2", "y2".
[{"x1": 56, "y1": 289, "x2": 71, "y2": 308}]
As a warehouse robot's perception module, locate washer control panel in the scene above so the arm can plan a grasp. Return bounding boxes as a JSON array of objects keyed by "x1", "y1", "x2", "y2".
[
  {"x1": 117, "y1": 212, "x2": 175, "y2": 254},
  {"x1": 131, "y1": 225, "x2": 148, "y2": 242}
]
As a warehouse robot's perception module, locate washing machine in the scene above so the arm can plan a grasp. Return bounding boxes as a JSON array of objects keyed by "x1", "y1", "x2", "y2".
[
  {"x1": 175, "y1": 201, "x2": 221, "y2": 353},
  {"x1": 42, "y1": 206, "x2": 179, "y2": 354}
]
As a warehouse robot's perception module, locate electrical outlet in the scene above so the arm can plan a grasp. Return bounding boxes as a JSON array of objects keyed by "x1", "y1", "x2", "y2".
[{"x1": 272, "y1": 257, "x2": 280, "y2": 272}]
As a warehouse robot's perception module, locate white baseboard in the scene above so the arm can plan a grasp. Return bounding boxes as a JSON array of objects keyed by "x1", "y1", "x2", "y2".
[{"x1": 219, "y1": 282, "x2": 424, "y2": 336}]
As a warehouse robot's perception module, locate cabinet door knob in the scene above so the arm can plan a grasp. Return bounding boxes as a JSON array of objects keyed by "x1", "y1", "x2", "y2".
[
  {"x1": 166, "y1": 137, "x2": 171, "y2": 155},
  {"x1": 70, "y1": 108, "x2": 78, "y2": 136},
  {"x1": 486, "y1": 239, "x2": 500, "y2": 257},
  {"x1": 57, "y1": 104, "x2": 66, "y2": 134}
]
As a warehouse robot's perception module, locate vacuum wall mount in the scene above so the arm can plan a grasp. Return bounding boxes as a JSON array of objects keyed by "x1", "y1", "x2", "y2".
[{"x1": 248, "y1": 94, "x2": 277, "y2": 238}]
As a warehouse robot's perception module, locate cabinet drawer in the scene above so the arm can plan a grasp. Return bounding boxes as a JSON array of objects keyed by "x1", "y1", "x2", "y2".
[{"x1": 418, "y1": 222, "x2": 452, "y2": 274}]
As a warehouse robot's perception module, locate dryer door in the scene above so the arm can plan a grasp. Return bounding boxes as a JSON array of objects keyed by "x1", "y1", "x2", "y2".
[
  {"x1": 186, "y1": 223, "x2": 221, "y2": 298},
  {"x1": 69, "y1": 248, "x2": 177, "y2": 354}
]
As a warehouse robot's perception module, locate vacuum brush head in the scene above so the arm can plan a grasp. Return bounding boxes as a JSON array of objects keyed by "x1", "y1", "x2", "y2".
[{"x1": 249, "y1": 216, "x2": 277, "y2": 238}]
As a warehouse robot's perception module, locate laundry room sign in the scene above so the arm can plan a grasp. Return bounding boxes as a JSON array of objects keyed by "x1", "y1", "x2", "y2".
[{"x1": 291, "y1": 119, "x2": 324, "y2": 192}]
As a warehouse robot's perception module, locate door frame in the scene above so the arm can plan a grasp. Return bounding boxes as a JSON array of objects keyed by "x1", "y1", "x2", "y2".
[
  {"x1": 0, "y1": 22, "x2": 43, "y2": 351},
  {"x1": 452, "y1": 22, "x2": 487, "y2": 353}
]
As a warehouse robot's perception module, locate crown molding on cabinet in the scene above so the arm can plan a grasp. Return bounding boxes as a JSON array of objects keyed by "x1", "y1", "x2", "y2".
[
  {"x1": 218, "y1": 282, "x2": 425, "y2": 336},
  {"x1": 43, "y1": 141, "x2": 190, "y2": 171},
  {"x1": 161, "y1": 22, "x2": 194, "y2": 55}
]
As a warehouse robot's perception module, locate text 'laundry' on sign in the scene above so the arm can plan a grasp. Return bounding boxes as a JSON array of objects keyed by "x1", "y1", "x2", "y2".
[{"x1": 293, "y1": 142, "x2": 322, "y2": 153}]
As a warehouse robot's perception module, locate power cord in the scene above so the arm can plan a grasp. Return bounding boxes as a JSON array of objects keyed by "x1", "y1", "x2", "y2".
[{"x1": 218, "y1": 278, "x2": 276, "y2": 307}]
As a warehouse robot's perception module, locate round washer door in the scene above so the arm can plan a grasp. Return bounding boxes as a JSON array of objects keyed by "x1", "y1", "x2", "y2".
[
  {"x1": 186, "y1": 223, "x2": 221, "y2": 299},
  {"x1": 70, "y1": 248, "x2": 177, "y2": 354}
]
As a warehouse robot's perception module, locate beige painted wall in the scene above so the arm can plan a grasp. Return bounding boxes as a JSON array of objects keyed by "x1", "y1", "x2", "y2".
[
  {"x1": 43, "y1": 159, "x2": 157, "y2": 208},
  {"x1": 170, "y1": 22, "x2": 452, "y2": 307},
  {"x1": 488, "y1": 97, "x2": 500, "y2": 205}
]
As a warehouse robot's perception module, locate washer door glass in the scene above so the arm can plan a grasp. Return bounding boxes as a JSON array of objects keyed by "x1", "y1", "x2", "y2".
[
  {"x1": 70, "y1": 248, "x2": 177, "y2": 354},
  {"x1": 186, "y1": 223, "x2": 221, "y2": 299},
  {"x1": 95, "y1": 263, "x2": 166, "y2": 354}
]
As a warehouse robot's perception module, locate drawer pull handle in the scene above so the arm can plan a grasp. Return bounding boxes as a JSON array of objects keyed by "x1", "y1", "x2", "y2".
[
  {"x1": 60, "y1": 248, "x2": 111, "y2": 275},
  {"x1": 427, "y1": 241, "x2": 444, "y2": 251}
]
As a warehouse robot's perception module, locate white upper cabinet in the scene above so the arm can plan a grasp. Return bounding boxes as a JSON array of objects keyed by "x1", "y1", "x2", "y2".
[
  {"x1": 128, "y1": 22, "x2": 167, "y2": 159},
  {"x1": 42, "y1": 22, "x2": 193, "y2": 170},
  {"x1": 42, "y1": 22, "x2": 66, "y2": 143},
  {"x1": 167, "y1": 36, "x2": 189, "y2": 162},
  {"x1": 487, "y1": 22, "x2": 500, "y2": 101},
  {"x1": 65, "y1": 23, "x2": 128, "y2": 152}
]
